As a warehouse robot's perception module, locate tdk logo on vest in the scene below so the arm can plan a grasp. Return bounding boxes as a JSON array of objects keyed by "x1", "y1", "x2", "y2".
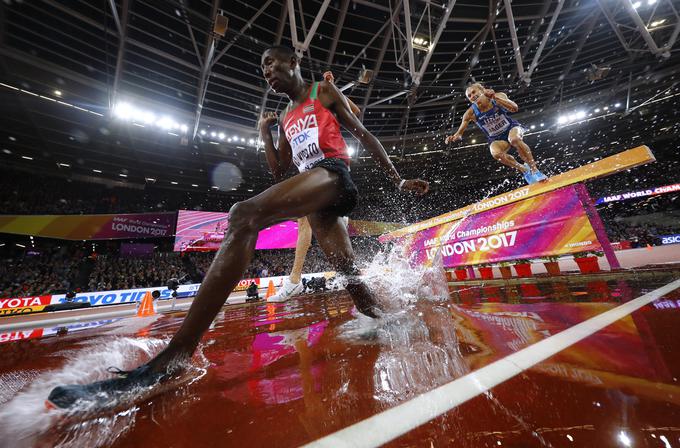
[
  {"x1": 292, "y1": 130, "x2": 311, "y2": 146},
  {"x1": 285, "y1": 114, "x2": 318, "y2": 141}
]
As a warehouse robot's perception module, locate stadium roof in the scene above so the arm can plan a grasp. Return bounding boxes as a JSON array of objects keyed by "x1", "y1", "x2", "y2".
[{"x1": 0, "y1": 0, "x2": 679, "y2": 199}]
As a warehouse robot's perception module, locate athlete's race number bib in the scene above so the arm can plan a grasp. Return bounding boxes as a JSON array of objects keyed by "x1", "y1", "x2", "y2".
[
  {"x1": 290, "y1": 127, "x2": 324, "y2": 172},
  {"x1": 482, "y1": 113, "x2": 511, "y2": 137}
]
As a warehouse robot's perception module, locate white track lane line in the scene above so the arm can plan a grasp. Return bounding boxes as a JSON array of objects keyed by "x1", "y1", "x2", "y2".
[{"x1": 304, "y1": 278, "x2": 680, "y2": 448}]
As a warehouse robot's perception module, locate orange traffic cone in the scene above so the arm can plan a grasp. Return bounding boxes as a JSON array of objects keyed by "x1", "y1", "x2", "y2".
[
  {"x1": 137, "y1": 291, "x2": 156, "y2": 317},
  {"x1": 265, "y1": 280, "x2": 276, "y2": 300},
  {"x1": 646, "y1": 244, "x2": 653, "y2": 251}
]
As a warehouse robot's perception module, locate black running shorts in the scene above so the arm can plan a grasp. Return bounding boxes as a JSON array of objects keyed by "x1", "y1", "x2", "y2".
[{"x1": 310, "y1": 157, "x2": 358, "y2": 217}]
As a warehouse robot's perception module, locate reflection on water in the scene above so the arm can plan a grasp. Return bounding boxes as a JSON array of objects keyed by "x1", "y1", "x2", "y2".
[
  {"x1": 0, "y1": 262, "x2": 678, "y2": 447},
  {"x1": 0, "y1": 337, "x2": 168, "y2": 448},
  {"x1": 372, "y1": 304, "x2": 469, "y2": 403}
]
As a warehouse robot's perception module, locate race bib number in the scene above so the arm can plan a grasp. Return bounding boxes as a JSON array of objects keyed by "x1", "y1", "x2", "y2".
[
  {"x1": 482, "y1": 113, "x2": 511, "y2": 137},
  {"x1": 290, "y1": 127, "x2": 324, "y2": 172}
]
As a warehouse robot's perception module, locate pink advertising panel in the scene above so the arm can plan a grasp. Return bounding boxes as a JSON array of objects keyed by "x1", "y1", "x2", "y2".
[
  {"x1": 173, "y1": 210, "x2": 299, "y2": 252},
  {"x1": 396, "y1": 185, "x2": 602, "y2": 267}
]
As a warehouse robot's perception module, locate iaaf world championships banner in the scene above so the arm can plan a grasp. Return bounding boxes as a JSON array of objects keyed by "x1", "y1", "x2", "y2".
[
  {"x1": 397, "y1": 185, "x2": 602, "y2": 267},
  {"x1": 596, "y1": 182, "x2": 680, "y2": 204},
  {"x1": 0, "y1": 212, "x2": 177, "y2": 240}
]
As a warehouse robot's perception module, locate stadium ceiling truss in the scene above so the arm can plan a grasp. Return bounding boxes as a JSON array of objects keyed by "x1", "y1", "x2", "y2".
[{"x1": 0, "y1": 0, "x2": 679, "y2": 188}]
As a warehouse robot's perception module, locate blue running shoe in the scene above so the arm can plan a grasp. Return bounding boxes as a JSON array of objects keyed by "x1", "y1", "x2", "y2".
[
  {"x1": 532, "y1": 169, "x2": 548, "y2": 182},
  {"x1": 522, "y1": 164, "x2": 535, "y2": 184}
]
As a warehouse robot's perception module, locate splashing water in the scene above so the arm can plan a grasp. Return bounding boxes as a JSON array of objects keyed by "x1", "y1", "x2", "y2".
[
  {"x1": 339, "y1": 242, "x2": 471, "y2": 406},
  {"x1": 360, "y1": 242, "x2": 450, "y2": 314},
  {"x1": 0, "y1": 337, "x2": 169, "y2": 448}
]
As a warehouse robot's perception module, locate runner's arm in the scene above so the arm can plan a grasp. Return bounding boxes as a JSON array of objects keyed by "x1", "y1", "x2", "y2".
[
  {"x1": 320, "y1": 81, "x2": 400, "y2": 185},
  {"x1": 493, "y1": 92, "x2": 518, "y2": 113},
  {"x1": 319, "y1": 80, "x2": 428, "y2": 194},
  {"x1": 445, "y1": 108, "x2": 474, "y2": 143},
  {"x1": 347, "y1": 97, "x2": 361, "y2": 118},
  {"x1": 259, "y1": 112, "x2": 292, "y2": 181}
]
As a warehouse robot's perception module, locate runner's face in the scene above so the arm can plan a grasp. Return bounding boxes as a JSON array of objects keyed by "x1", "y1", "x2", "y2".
[
  {"x1": 261, "y1": 50, "x2": 295, "y2": 93},
  {"x1": 466, "y1": 86, "x2": 484, "y2": 104}
]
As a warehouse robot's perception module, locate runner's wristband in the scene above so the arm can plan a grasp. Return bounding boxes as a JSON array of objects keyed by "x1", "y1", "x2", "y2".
[{"x1": 398, "y1": 179, "x2": 406, "y2": 190}]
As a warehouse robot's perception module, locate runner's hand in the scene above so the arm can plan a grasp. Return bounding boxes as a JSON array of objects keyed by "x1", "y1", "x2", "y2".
[
  {"x1": 259, "y1": 111, "x2": 278, "y2": 130},
  {"x1": 323, "y1": 71, "x2": 335, "y2": 83},
  {"x1": 400, "y1": 179, "x2": 429, "y2": 196},
  {"x1": 445, "y1": 133, "x2": 462, "y2": 144},
  {"x1": 484, "y1": 88, "x2": 495, "y2": 98}
]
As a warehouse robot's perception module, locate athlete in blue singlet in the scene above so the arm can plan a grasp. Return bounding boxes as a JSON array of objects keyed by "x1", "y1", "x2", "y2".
[{"x1": 445, "y1": 83, "x2": 547, "y2": 184}]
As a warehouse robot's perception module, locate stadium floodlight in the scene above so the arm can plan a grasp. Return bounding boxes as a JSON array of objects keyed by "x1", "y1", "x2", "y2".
[
  {"x1": 180, "y1": 124, "x2": 188, "y2": 133},
  {"x1": 210, "y1": 131, "x2": 217, "y2": 138},
  {"x1": 558, "y1": 115, "x2": 568, "y2": 124},
  {"x1": 200, "y1": 129, "x2": 207, "y2": 135},
  {"x1": 347, "y1": 146, "x2": 355, "y2": 156},
  {"x1": 248, "y1": 138, "x2": 255, "y2": 145},
  {"x1": 595, "y1": 108, "x2": 601, "y2": 113},
  {"x1": 113, "y1": 102, "x2": 133, "y2": 119},
  {"x1": 156, "y1": 116, "x2": 175, "y2": 130},
  {"x1": 218, "y1": 133, "x2": 226, "y2": 140},
  {"x1": 632, "y1": 1, "x2": 641, "y2": 8},
  {"x1": 141, "y1": 111, "x2": 156, "y2": 124},
  {"x1": 575, "y1": 111, "x2": 586, "y2": 120}
]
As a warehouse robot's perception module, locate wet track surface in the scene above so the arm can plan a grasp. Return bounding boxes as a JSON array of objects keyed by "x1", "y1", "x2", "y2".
[{"x1": 1, "y1": 276, "x2": 680, "y2": 447}]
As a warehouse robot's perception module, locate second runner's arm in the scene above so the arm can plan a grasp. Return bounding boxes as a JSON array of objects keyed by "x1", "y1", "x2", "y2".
[
  {"x1": 319, "y1": 81, "x2": 428, "y2": 195},
  {"x1": 490, "y1": 91, "x2": 518, "y2": 113},
  {"x1": 445, "y1": 108, "x2": 474, "y2": 144}
]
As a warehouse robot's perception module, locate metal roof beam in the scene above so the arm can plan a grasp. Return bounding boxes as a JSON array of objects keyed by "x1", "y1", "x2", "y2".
[
  {"x1": 402, "y1": 0, "x2": 417, "y2": 77},
  {"x1": 503, "y1": 0, "x2": 526, "y2": 81},
  {"x1": 110, "y1": 0, "x2": 130, "y2": 109},
  {"x1": 509, "y1": 0, "x2": 552, "y2": 81},
  {"x1": 542, "y1": 11, "x2": 600, "y2": 110},
  {"x1": 326, "y1": 0, "x2": 350, "y2": 67},
  {"x1": 40, "y1": 0, "x2": 261, "y2": 94},
  {"x1": 191, "y1": 0, "x2": 220, "y2": 140},
  {"x1": 353, "y1": 0, "x2": 581, "y2": 24},
  {"x1": 210, "y1": 0, "x2": 276, "y2": 70},
  {"x1": 301, "y1": 0, "x2": 331, "y2": 52},
  {"x1": 258, "y1": 1, "x2": 289, "y2": 118},
  {"x1": 460, "y1": 2, "x2": 499, "y2": 86},
  {"x1": 412, "y1": 0, "x2": 457, "y2": 86},
  {"x1": 107, "y1": 0, "x2": 123, "y2": 35},
  {"x1": 621, "y1": 0, "x2": 671, "y2": 58},
  {"x1": 178, "y1": 0, "x2": 204, "y2": 68},
  {"x1": 596, "y1": 0, "x2": 632, "y2": 54},
  {"x1": 522, "y1": 0, "x2": 566, "y2": 85},
  {"x1": 360, "y1": 21, "x2": 394, "y2": 119}
]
